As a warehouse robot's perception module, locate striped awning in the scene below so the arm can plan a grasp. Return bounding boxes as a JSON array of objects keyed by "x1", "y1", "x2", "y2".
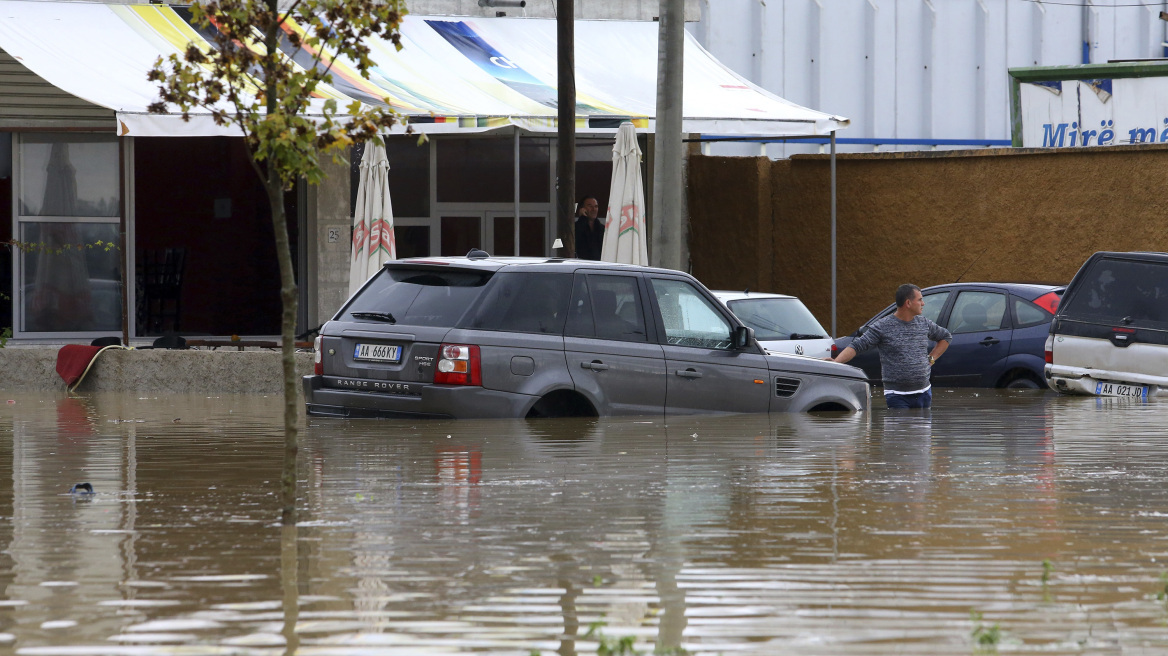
[{"x1": 0, "y1": 0, "x2": 849, "y2": 137}]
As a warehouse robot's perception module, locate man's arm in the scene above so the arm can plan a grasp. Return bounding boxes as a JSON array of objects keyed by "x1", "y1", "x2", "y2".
[
  {"x1": 928, "y1": 339, "x2": 950, "y2": 365},
  {"x1": 832, "y1": 321, "x2": 882, "y2": 362},
  {"x1": 925, "y1": 318, "x2": 952, "y2": 365},
  {"x1": 832, "y1": 346, "x2": 858, "y2": 364}
]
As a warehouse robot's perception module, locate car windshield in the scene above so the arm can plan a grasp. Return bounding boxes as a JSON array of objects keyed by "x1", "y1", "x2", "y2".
[
  {"x1": 726, "y1": 297, "x2": 828, "y2": 340},
  {"x1": 342, "y1": 267, "x2": 492, "y2": 327}
]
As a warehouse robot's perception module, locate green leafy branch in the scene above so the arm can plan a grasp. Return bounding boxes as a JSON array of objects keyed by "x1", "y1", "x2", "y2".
[
  {"x1": 4, "y1": 238, "x2": 121, "y2": 256},
  {"x1": 145, "y1": 0, "x2": 410, "y2": 190}
]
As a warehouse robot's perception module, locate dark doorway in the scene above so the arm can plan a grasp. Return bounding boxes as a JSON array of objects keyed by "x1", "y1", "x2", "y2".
[{"x1": 134, "y1": 137, "x2": 297, "y2": 336}]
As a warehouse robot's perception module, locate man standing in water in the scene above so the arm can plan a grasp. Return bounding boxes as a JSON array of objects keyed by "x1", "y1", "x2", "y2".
[{"x1": 832, "y1": 283, "x2": 951, "y2": 409}]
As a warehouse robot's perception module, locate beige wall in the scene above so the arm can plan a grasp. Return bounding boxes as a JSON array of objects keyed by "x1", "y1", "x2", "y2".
[{"x1": 689, "y1": 144, "x2": 1168, "y2": 336}]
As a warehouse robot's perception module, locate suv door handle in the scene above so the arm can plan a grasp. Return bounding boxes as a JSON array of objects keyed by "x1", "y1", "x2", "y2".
[
  {"x1": 581, "y1": 360, "x2": 610, "y2": 371},
  {"x1": 675, "y1": 368, "x2": 703, "y2": 379},
  {"x1": 979, "y1": 337, "x2": 1000, "y2": 346}
]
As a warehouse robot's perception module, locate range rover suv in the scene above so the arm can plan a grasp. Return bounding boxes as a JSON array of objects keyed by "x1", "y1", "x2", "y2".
[
  {"x1": 304, "y1": 255, "x2": 870, "y2": 419},
  {"x1": 1046, "y1": 251, "x2": 1168, "y2": 399}
]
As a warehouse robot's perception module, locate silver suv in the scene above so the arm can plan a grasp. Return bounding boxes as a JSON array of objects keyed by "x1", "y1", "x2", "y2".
[
  {"x1": 1046, "y1": 251, "x2": 1168, "y2": 399},
  {"x1": 303, "y1": 256, "x2": 870, "y2": 418}
]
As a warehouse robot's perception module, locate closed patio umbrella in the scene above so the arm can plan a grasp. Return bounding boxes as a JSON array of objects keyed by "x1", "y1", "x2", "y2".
[
  {"x1": 600, "y1": 122, "x2": 648, "y2": 265},
  {"x1": 348, "y1": 141, "x2": 395, "y2": 297}
]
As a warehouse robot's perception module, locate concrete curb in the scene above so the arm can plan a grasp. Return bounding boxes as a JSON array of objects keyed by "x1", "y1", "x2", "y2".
[{"x1": 0, "y1": 347, "x2": 314, "y2": 394}]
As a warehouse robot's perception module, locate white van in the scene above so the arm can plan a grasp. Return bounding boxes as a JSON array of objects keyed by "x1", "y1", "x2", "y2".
[{"x1": 1045, "y1": 251, "x2": 1168, "y2": 398}]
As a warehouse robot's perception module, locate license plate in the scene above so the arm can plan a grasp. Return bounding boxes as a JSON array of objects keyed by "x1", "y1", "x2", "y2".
[
  {"x1": 354, "y1": 343, "x2": 402, "y2": 363},
  {"x1": 1095, "y1": 382, "x2": 1148, "y2": 399}
]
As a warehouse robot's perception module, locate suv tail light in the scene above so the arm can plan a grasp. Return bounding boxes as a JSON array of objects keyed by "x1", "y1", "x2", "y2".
[
  {"x1": 1034, "y1": 291, "x2": 1061, "y2": 315},
  {"x1": 434, "y1": 344, "x2": 481, "y2": 386},
  {"x1": 1044, "y1": 333, "x2": 1053, "y2": 364},
  {"x1": 830, "y1": 343, "x2": 840, "y2": 359},
  {"x1": 314, "y1": 335, "x2": 324, "y2": 375}
]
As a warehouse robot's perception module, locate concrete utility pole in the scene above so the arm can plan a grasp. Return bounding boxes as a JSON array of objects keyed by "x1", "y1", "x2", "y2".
[
  {"x1": 651, "y1": 0, "x2": 684, "y2": 271},
  {"x1": 556, "y1": 0, "x2": 576, "y2": 256}
]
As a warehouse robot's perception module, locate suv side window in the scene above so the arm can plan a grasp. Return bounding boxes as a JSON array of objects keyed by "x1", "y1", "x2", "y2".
[
  {"x1": 467, "y1": 272, "x2": 572, "y2": 334},
  {"x1": 566, "y1": 274, "x2": 648, "y2": 342},
  {"x1": 1063, "y1": 258, "x2": 1168, "y2": 326},
  {"x1": 649, "y1": 278, "x2": 733, "y2": 349},
  {"x1": 948, "y1": 291, "x2": 1008, "y2": 334}
]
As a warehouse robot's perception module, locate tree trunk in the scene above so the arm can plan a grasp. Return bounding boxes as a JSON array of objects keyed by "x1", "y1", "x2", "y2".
[
  {"x1": 267, "y1": 171, "x2": 300, "y2": 526},
  {"x1": 264, "y1": 0, "x2": 299, "y2": 527}
]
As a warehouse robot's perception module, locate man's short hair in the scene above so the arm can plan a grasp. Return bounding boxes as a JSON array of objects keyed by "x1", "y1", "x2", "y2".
[
  {"x1": 578, "y1": 195, "x2": 598, "y2": 207},
  {"x1": 895, "y1": 283, "x2": 921, "y2": 307}
]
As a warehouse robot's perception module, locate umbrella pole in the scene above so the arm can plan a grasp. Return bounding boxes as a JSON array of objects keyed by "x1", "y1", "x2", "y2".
[{"x1": 830, "y1": 130, "x2": 837, "y2": 339}]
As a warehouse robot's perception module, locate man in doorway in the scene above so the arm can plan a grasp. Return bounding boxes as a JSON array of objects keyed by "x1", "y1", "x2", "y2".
[
  {"x1": 832, "y1": 283, "x2": 951, "y2": 409},
  {"x1": 573, "y1": 195, "x2": 604, "y2": 260}
]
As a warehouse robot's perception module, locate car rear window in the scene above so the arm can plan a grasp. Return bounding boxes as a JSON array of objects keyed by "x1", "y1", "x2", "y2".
[
  {"x1": 342, "y1": 267, "x2": 492, "y2": 327},
  {"x1": 1062, "y1": 257, "x2": 1168, "y2": 327}
]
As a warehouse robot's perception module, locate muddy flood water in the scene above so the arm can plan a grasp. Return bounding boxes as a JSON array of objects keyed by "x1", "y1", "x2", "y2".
[{"x1": 1, "y1": 390, "x2": 1168, "y2": 655}]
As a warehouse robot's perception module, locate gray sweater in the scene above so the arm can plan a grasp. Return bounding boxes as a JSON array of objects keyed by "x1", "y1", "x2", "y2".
[{"x1": 850, "y1": 314, "x2": 952, "y2": 392}]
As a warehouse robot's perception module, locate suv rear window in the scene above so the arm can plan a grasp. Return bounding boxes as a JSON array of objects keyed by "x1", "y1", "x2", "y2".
[
  {"x1": 343, "y1": 267, "x2": 492, "y2": 327},
  {"x1": 1062, "y1": 257, "x2": 1168, "y2": 327}
]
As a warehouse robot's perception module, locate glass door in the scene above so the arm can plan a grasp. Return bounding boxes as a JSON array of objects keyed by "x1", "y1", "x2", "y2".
[
  {"x1": 487, "y1": 211, "x2": 550, "y2": 257},
  {"x1": 439, "y1": 215, "x2": 483, "y2": 257}
]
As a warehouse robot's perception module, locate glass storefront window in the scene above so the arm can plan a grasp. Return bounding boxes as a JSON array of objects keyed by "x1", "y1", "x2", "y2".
[
  {"x1": 20, "y1": 222, "x2": 122, "y2": 333},
  {"x1": 16, "y1": 133, "x2": 122, "y2": 336},
  {"x1": 436, "y1": 137, "x2": 550, "y2": 203},
  {"x1": 18, "y1": 134, "x2": 119, "y2": 217}
]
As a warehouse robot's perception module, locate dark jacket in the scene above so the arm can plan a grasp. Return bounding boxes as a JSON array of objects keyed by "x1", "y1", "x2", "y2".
[{"x1": 574, "y1": 216, "x2": 605, "y2": 260}]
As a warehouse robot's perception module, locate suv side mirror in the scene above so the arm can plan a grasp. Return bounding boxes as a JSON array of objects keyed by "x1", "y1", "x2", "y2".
[{"x1": 732, "y1": 325, "x2": 755, "y2": 349}]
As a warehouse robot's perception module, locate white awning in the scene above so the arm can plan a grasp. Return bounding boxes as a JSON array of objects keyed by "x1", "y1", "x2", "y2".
[{"x1": 0, "y1": 1, "x2": 849, "y2": 137}]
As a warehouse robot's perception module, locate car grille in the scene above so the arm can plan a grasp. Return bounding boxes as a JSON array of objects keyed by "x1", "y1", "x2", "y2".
[{"x1": 775, "y1": 377, "x2": 801, "y2": 397}]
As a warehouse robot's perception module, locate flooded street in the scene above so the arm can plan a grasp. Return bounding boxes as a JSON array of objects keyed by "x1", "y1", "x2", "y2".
[{"x1": 1, "y1": 390, "x2": 1168, "y2": 654}]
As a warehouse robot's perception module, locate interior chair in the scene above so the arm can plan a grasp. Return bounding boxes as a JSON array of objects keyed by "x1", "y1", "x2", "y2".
[{"x1": 137, "y1": 248, "x2": 186, "y2": 336}]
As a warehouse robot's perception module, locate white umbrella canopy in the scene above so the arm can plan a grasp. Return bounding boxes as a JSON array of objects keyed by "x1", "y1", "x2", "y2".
[
  {"x1": 348, "y1": 142, "x2": 396, "y2": 297},
  {"x1": 600, "y1": 122, "x2": 649, "y2": 265}
]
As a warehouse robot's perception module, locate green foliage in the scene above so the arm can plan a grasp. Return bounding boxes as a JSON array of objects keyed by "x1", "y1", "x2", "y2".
[
  {"x1": 146, "y1": 0, "x2": 409, "y2": 190},
  {"x1": 970, "y1": 610, "x2": 1001, "y2": 650},
  {"x1": 5, "y1": 238, "x2": 119, "y2": 256},
  {"x1": 584, "y1": 620, "x2": 641, "y2": 656},
  {"x1": 1041, "y1": 559, "x2": 1054, "y2": 602},
  {"x1": 0, "y1": 327, "x2": 10, "y2": 349},
  {"x1": 1157, "y1": 571, "x2": 1168, "y2": 601}
]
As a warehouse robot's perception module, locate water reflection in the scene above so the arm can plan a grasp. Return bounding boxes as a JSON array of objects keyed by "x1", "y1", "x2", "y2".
[{"x1": 0, "y1": 391, "x2": 1167, "y2": 653}]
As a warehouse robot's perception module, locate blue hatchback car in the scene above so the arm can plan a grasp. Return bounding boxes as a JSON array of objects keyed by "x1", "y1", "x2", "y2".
[{"x1": 832, "y1": 283, "x2": 1064, "y2": 389}]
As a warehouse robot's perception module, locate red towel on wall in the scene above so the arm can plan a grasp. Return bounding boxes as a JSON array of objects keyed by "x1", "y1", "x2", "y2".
[{"x1": 56, "y1": 345, "x2": 103, "y2": 388}]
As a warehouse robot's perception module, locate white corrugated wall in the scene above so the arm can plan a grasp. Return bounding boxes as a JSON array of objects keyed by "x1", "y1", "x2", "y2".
[{"x1": 690, "y1": 0, "x2": 1168, "y2": 157}]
